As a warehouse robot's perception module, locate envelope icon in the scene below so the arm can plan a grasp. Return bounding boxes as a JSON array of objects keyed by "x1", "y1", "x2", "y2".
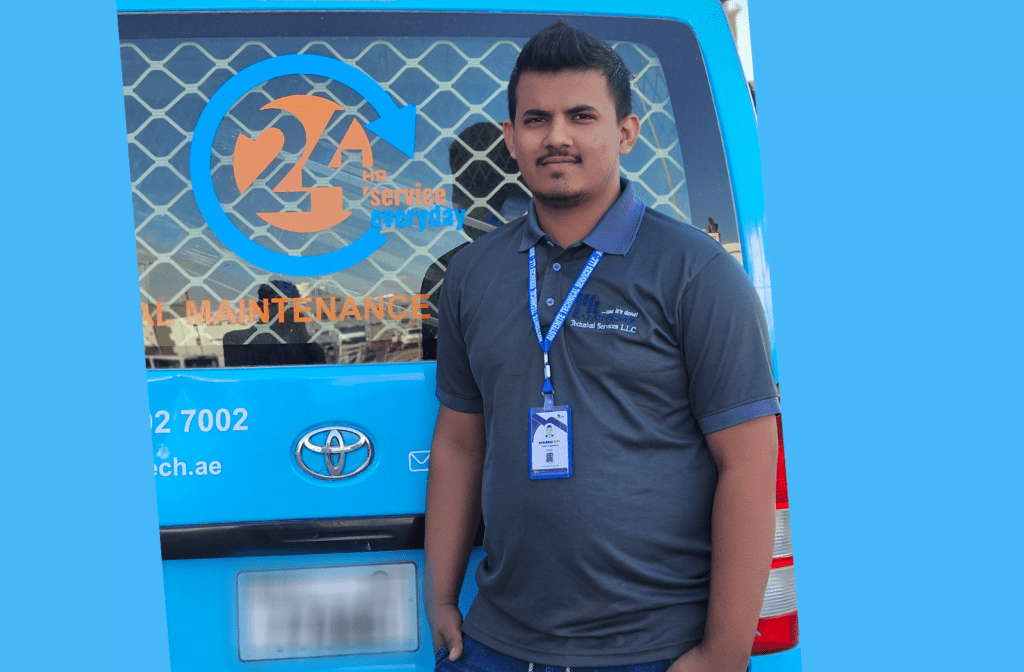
[{"x1": 408, "y1": 451, "x2": 431, "y2": 472}]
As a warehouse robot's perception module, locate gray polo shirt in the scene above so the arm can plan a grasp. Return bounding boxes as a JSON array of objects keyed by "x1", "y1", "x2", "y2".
[{"x1": 435, "y1": 180, "x2": 780, "y2": 667}]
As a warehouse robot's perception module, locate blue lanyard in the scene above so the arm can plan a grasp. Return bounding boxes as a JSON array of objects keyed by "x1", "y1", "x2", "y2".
[{"x1": 528, "y1": 246, "x2": 603, "y2": 410}]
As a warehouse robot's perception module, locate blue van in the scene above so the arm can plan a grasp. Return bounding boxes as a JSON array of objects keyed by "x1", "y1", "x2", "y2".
[{"x1": 119, "y1": 1, "x2": 801, "y2": 670}]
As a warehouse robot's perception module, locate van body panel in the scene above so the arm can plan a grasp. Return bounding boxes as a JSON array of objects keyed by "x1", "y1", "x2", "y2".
[{"x1": 148, "y1": 363, "x2": 437, "y2": 526}]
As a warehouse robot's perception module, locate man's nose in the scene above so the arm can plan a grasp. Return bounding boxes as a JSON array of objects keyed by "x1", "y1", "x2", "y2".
[{"x1": 544, "y1": 117, "x2": 572, "y2": 148}]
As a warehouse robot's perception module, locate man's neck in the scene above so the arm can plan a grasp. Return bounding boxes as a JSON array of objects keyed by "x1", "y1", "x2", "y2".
[{"x1": 534, "y1": 183, "x2": 622, "y2": 249}]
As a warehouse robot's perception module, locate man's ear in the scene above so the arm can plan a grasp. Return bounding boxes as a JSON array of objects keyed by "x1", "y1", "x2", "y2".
[
  {"x1": 618, "y1": 114, "x2": 640, "y2": 155},
  {"x1": 502, "y1": 119, "x2": 517, "y2": 161}
]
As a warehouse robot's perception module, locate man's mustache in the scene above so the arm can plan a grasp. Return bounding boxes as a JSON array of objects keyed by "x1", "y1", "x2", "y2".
[{"x1": 537, "y1": 151, "x2": 582, "y2": 167}]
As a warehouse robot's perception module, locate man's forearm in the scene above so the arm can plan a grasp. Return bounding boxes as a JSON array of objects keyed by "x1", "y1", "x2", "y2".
[
  {"x1": 423, "y1": 407, "x2": 486, "y2": 632},
  {"x1": 699, "y1": 414, "x2": 778, "y2": 671}
]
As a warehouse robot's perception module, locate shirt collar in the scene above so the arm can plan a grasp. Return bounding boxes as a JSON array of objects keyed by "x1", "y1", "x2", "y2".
[{"x1": 517, "y1": 179, "x2": 645, "y2": 255}]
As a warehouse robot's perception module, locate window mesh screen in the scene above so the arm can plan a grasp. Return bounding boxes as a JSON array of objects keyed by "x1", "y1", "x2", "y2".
[{"x1": 124, "y1": 34, "x2": 690, "y2": 367}]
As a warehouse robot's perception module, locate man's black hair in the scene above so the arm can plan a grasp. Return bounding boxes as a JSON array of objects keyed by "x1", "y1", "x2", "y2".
[{"x1": 508, "y1": 20, "x2": 633, "y2": 123}]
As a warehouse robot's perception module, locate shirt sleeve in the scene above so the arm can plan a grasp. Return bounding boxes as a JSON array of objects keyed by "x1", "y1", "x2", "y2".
[
  {"x1": 434, "y1": 250, "x2": 485, "y2": 414},
  {"x1": 680, "y1": 252, "x2": 780, "y2": 434}
]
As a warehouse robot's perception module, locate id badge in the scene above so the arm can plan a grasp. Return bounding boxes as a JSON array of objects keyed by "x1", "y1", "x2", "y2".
[{"x1": 528, "y1": 405, "x2": 572, "y2": 479}]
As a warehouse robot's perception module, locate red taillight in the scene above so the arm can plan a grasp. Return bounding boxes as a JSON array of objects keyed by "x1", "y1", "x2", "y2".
[
  {"x1": 752, "y1": 612, "x2": 800, "y2": 655},
  {"x1": 752, "y1": 414, "x2": 799, "y2": 655},
  {"x1": 775, "y1": 416, "x2": 789, "y2": 508}
]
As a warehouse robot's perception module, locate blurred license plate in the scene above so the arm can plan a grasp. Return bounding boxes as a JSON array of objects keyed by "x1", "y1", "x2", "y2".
[{"x1": 237, "y1": 562, "x2": 419, "y2": 662}]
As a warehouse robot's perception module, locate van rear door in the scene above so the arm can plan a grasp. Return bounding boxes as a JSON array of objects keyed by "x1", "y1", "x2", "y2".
[{"x1": 120, "y1": 4, "x2": 797, "y2": 670}]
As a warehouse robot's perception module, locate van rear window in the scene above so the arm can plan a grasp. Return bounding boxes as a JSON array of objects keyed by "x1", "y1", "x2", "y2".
[{"x1": 122, "y1": 12, "x2": 736, "y2": 368}]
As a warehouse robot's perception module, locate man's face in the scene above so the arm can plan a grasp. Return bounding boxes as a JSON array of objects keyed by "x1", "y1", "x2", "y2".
[{"x1": 503, "y1": 69, "x2": 639, "y2": 210}]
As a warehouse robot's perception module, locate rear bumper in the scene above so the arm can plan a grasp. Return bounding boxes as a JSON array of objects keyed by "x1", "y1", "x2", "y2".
[{"x1": 162, "y1": 549, "x2": 801, "y2": 671}]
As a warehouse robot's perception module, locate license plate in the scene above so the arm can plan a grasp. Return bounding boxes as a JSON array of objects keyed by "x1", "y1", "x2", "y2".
[{"x1": 236, "y1": 562, "x2": 419, "y2": 662}]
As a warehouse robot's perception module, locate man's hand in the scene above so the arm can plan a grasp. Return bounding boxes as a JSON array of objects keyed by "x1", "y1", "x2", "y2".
[
  {"x1": 665, "y1": 644, "x2": 711, "y2": 672},
  {"x1": 430, "y1": 602, "x2": 465, "y2": 660},
  {"x1": 665, "y1": 643, "x2": 747, "y2": 672}
]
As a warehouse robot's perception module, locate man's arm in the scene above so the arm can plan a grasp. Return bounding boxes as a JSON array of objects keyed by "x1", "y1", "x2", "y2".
[
  {"x1": 424, "y1": 405, "x2": 486, "y2": 660},
  {"x1": 671, "y1": 413, "x2": 779, "y2": 672}
]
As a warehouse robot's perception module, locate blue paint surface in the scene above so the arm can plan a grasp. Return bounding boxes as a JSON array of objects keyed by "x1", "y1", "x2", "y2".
[{"x1": 147, "y1": 363, "x2": 438, "y2": 525}]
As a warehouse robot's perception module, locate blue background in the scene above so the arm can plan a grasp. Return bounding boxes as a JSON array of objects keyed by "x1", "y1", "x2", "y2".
[
  {"x1": 3, "y1": 2, "x2": 1019, "y2": 671},
  {"x1": 2, "y1": 2, "x2": 171, "y2": 670},
  {"x1": 752, "y1": 3, "x2": 1023, "y2": 671}
]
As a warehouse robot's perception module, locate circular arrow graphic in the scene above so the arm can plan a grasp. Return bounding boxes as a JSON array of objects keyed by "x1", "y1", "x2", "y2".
[{"x1": 190, "y1": 55, "x2": 418, "y2": 277}]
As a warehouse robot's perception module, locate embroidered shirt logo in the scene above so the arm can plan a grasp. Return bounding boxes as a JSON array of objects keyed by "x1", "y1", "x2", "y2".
[{"x1": 569, "y1": 294, "x2": 639, "y2": 333}]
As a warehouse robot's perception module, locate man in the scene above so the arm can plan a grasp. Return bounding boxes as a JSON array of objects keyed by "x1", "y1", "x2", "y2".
[{"x1": 425, "y1": 20, "x2": 780, "y2": 672}]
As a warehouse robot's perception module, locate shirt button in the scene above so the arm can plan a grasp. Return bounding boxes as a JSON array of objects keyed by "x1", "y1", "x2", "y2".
[
  {"x1": 545, "y1": 298, "x2": 555, "y2": 306},
  {"x1": 552, "y1": 263, "x2": 562, "y2": 271}
]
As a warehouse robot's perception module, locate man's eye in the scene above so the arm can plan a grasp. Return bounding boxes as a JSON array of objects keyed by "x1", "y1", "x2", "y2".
[
  {"x1": 524, "y1": 117, "x2": 545, "y2": 124},
  {"x1": 574, "y1": 114, "x2": 596, "y2": 121}
]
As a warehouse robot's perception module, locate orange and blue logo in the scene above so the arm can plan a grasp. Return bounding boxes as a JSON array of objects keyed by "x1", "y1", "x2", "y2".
[{"x1": 190, "y1": 54, "x2": 417, "y2": 276}]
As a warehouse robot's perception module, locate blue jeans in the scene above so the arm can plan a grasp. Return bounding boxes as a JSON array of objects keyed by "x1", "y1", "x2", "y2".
[{"x1": 434, "y1": 634, "x2": 676, "y2": 672}]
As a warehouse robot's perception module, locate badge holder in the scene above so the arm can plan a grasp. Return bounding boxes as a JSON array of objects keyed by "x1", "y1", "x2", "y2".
[{"x1": 528, "y1": 395, "x2": 572, "y2": 480}]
